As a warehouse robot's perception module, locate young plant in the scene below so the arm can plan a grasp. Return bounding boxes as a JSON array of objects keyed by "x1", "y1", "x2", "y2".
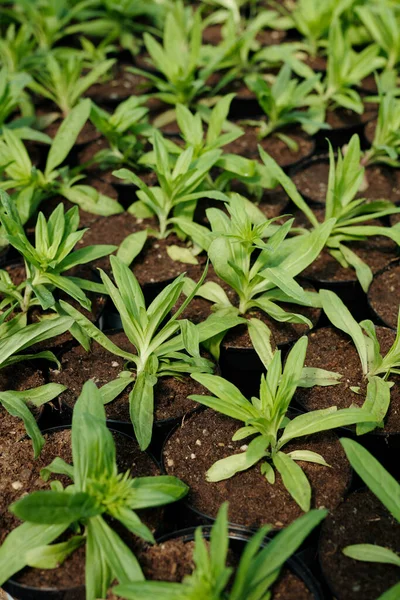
[
  {"x1": 0, "y1": 68, "x2": 50, "y2": 142},
  {"x1": 114, "y1": 129, "x2": 227, "y2": 244},
  {"x1": 0, "y1": 23, "x2": 38, "y2": 75},
  {"x1": 340, "y1": 438, "x2": 400, "y2": 600},
  {"x1": 142, "y1": 94, "x2": 259, "y2": 187},
  {"x1": 86, "y1": 98, "x2": 152, "y2": 172},
  {"x1": 260, "y1": 134, "x2": 400, "y2": 292},
  {"x1": 188, "y1": 335, "x2": 375, "y2": 512},
  {"x1": 60, "y1": 256, "x2": 245, "y2": 450},
  {"x1": 29, "y1": 52, "x2": 115, "y2": 117},
  {"x1": 361, "y1": 87, "x2": 400, "y2": 168},
  {"x1": 177, "y1": 193, "x2": 334, "y2": 352},
  {"x1": 0, "y1": 100, "x2": 124, "y2": 226},
  {"x1": 0, "y1": 310, "x2": 73, "y2": 456},
  {"x1": 243, "y1": 64, "x2": 324, "y2": 142},
  {"x1": 308, "y1": 19, "x2": 385, "y2": 121},
  {"x1": 0, "y1": 191, "x2": 115, "y2": 315},
  {"x1": 114, "y1": 502, "x2": 327, "y2": 600},
  {"x1": 128, "y1": 2, "x2": 227, "y2": 121},
  {"x1": 9, "y1": 0, "x2": 98, "y2": 51},
  {"x1": 0, "y1": 379, "x2": 189, "y2": 600},
  {"x1": 320, "y1": 290, "x2": 400, "y2": 435},
  {"x1": 356, "y1": 3, "x2": 400, "y2": 72}
]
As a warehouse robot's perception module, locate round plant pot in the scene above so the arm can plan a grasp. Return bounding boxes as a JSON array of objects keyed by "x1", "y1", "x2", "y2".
[
  {"x1": 318, "y1": 489, "x2": 400, "y2": 600},
  {"x1": 294, "y1": 326, "x2": 400, "y2": 478},
  {"x1": 367, "y1": 261, "x2": 400, "y2": 329},
  {"x1": 147, "y1": 525, "x2": 325, "y2": 600},
  {"x1": 162, "y1": 409, "x2": 352, "y2": 532},
  {"x1": 2, "y1": 425, "x2": 161, "y2": 600},
  {"x1": 315, "y1": 104, "x2": 377, "y2": 150}
]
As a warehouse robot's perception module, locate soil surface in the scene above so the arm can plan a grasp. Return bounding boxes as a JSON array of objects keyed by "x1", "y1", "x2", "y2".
[
  {"x1": 44, "y1": 118, "x2": 100, "y2": 146},
  {"x1": 325, "y1": 105, "x2": 376, "y2": 130},
  {"x1": 0, "y1": 362, "x2": 44, "y2": 445},
  {"x1": 319, "y1": 489, "x2": 400, "y2": 600},
  {"x1": 295, "y1": 327, "x2": 400, "y2": 433},
  {"x1": 163, "y1": 409, "x2": 351, "y2": 529},
  {"x1": 290, "y1": 208, "x2": 399, "y2": 284},
  {"x1": 368, "y1": 262, "x2": 400, "y2": 328},
  {"x1": 137, "y1": 536, "x2": 313, "y2": 599},
  {"x1": 202, "y1": 24, "x2": 286, "y2": 47},
  {"x1": 292, "y1": 160, "x2": 400, "y2": 205},
  {"x1": 224, "y1": 125, "x2": 314, "y2": 167},
  {"x1": 85, "y1": 65, "x2": 152, "y2": 102},
  {"x1": 49, "y1": 331, "x2": 211, "y2": 423},
  {"x1": 5, "y1": 427, "x2": 160, "y2": 590}
]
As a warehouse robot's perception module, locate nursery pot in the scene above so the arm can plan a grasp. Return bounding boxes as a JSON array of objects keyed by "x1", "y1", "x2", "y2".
[{"x1": 2, "y1": 425, "x2": 161, "y2": 600}]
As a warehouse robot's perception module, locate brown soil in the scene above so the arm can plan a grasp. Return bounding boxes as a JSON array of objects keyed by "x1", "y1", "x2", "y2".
[
  {"x1": 49, "y1": 331, "x2": 211, "y2": 423},
  {"x1": 202, "y1": 24, "x2": 286, "y2": 47},
  {"x1": 319, "y1": 489, "x2": 400, "y2": 600},
  {"x1": 3, "y1": 428, "x2": 160, "y2": 590},
  {"x1": 163, "y1": 409, "x2": 351, "y2": 529},
  {"x1": 325, "y1": 105, "x2": 376, "y2": 130},
  {"x1": 85, "y1": 65, "x2": 152, "y2": 102},
  {"x1": 44, "y1": 118, "x2": 100, "y2": 146},
  {"x1": 292, "y1": 160, "x2": 400, "y2": 205},
  {"x1": 295, "y1": 327, "x2": 400, "y2": 433},
  {"x1": 302, "y1": 55, "x2": 327, "y2": 71},
  {"x1": 292, "y1": 208, "x2": 399, "y2": 284},
  {"x1": 138, "y1": 536, "x2": 312, "y2": 599},
  {"x1": 224, "y1": 125, "x2": 314, "y2": 167},
  {"x1": 0, "y1": 362, "x2": 44, "y2": 444},
  {"x1": 31, "y1": 178, "x2": 119, "y2": 229},
  {"x1": 368, "y1": 263, "x2": 400, "y2": 328}
]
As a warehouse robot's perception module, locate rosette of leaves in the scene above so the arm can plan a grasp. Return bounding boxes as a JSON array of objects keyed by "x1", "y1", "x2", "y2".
[
  {"x1": 321, "y1": 290, "x2": 400, "y2": 436},
  {"x1": 86, "y1": 97, "x2": 153, "y2": 172},
  {"x1": 60, "y1": 256, "x2": 245, "y2": 450},
  {"x1": 0, "y1": 100, "x2": 124, "y2": 231},
  {"x1": 114, "y1": 130, "x2": 228, "y2": 263},
  {"x1": 0, "y1": 68, "x2": 50, "y2": 142},
  {"x1": 6, "y1": 0, "x2": 99, "y2": 51},
  {"x1": 0, "y1": 379, "x2": 189, "y2": 600},
  {"x1": 340, "y1": 439, "x2": 400, "y2": 600},
  {"x1": 28, "y1": 51, "x2": 115, "y2": 118},
  {"x1": 0, "y1": 24, "x2": 38, "y2": 75},
  {"x1": 127, "y1": 2, "x2": 228, "y2": 122},
  {"x1": 243, "y1": 64, "x2": 325, "y2": 142},
  {"x1": 0, "y1": 191, "x2": 115, "y2": 317},
  {"x1": 201, "y1": 10, "x2": 287, "y2": 92},
  {"x1": 114, "y1": 502, "x2": 327, "y2": 600},
  {"x1": 141, "y1": 94, "x2": 263, "y2": 189},
  {"x1": 260, "y1": 134, "x2": 400, "y2": 292},
  {"x1": 356, "y1": 2, "x2": 400, "y2": 72},
  {"x1": 187, "y1": 335, "x2": 375, "y2": 512},
  {"x1": 176, "y1": 193, "x2": 334, "y2": 354},
  {"x1": 0, "y1": 310, "x2": 73, "y2": 456},
  {"x1": 306, "y1": 19, "x2": 385, "y2": 121}
]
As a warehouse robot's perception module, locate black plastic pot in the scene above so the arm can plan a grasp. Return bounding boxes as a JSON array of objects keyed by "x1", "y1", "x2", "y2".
[
  {"x1": 315, "y1": 106, "x2": 376, "y2": 150},
  {"x1": 367, "y1": 262, "x2": 400, "y2": 330},
  {"x1": 155, "y1": 526, "x2": 325, "y2": 600},
  {"x1": 3, "y1": 425, "x2": 160, "y2": 600}
]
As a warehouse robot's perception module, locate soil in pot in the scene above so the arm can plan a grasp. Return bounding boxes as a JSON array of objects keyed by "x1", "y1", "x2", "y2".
[
  {"x1": 295, "y1": 326, "x2": 400, "y2": 435},
  {"x1": 292, "y1": 159, "x2": 400, "y2": 205},
  {"x1": 37, "y1": 108, "x2": 100, "y2": 146},
  {"x1": 163, "y1": 409, "x2": 351, "y2": 530},
  {"x1": 1, "y1": 427, "x2": 160, "y2": 592},
  {"x1": 84, "y1": 64, "x2": 152, "y2": 104},
  {"x1": 0, "y1": 362, "x2": 45, "y2": 446},
  {"x1": 26, "y1": 178, "x2": 120, "y2": 230},
  {"x1": 223, "y1": 124, "x2": 315, "y2": 168},
  {"x1": 368, "y1": 262, "x2": 400, "y2": 328},
  {"x1": 136, "y1": 533, "x2": 315, "y2": 600},
  {"x1": 315, "y1": 104, "x2": 377, "y2": 149},
  {"x1": 319, "y1": 489, "x2": 400, "y2": 600},
  {"x1": 201, "y1": 23, "x2": 286, "y2": 47},
  {"x1": 48, "y1": 331, "x2": 212, "y2": 427},
  {"x1": 77, "y1": 215, "x2": 202, "y2": 294}
]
